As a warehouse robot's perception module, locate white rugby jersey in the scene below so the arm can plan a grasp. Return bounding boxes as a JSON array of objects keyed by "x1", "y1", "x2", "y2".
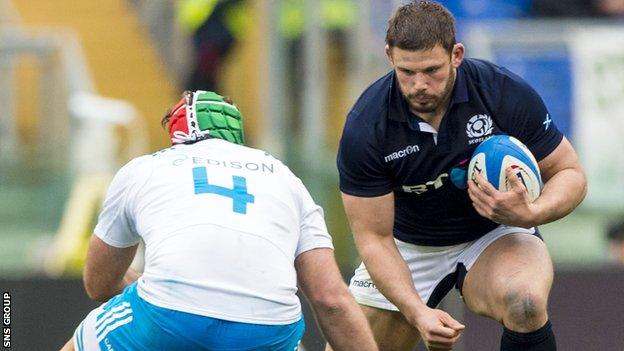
[{"x1": 94, "y1": 138, "x2": 333, "y2": 324}]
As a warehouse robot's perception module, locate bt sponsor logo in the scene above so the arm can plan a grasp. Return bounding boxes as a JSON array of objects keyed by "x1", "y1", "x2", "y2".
[{"x1": 402, "y1": 173, "x2": 449, "y2": 194}]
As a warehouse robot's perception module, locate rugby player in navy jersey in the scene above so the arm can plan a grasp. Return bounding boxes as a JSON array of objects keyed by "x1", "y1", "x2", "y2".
[{"x1": 330, "y1": 2, "x2": 586, "y2": 351}]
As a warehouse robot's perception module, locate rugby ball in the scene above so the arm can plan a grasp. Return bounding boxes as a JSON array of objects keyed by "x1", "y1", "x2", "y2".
[{"x1": 467, "y1": 135, "x2": 542, "y2": 202}]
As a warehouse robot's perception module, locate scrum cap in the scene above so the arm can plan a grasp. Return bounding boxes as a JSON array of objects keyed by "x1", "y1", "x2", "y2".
[{"x1": 167, "y1": 90, "x2": 245, "y2": 145}]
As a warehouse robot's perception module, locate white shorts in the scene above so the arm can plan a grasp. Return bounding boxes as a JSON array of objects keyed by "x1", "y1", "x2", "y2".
[{"x1": 348, "y1": 225, "x2": 536, "y2": 311}]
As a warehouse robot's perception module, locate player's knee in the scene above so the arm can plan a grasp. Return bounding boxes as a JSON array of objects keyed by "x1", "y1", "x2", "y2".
[{"x1": 502, "y1": 289, "x2": 547, "y2": 330}]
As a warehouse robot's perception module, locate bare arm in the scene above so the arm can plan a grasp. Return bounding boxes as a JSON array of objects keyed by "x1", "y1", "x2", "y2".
[
  {"x1": 469, "y1": 137, "x2": 587, "y2": 227},
  {"x1": 532, "y1": 136, "x2": 587, "y2": 224},
  {"x1": 83, "y1": 235, "x2": 140, "y2": 302},
  {"x1": 342, "y1": 192, "x2": 464, "y2": 348},
  {"x1": 343, "y1": 193, "x2": 423, "y2": 315},
  {"x1": 296, "y1": 248, "x2": 378, "y2": 351}
]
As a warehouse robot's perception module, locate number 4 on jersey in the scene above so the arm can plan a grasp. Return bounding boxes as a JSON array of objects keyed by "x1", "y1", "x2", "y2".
[{"x1": 192, "y1": 167, "x2": 255, "y2": 214}]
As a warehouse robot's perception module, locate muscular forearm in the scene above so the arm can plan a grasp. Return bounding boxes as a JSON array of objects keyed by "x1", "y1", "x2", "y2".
[
  {"x1": 86, "y1": 268, "x2": 141, "y2": 302},
  {"x1": 356, "y1": 233, "x2": 426, "y2": 316},
  {"x1": 296, "y1": 248, "x2": 378, "y2": 350},
  {"x1": 84, "y1": 237, "x2": 139, "y2": 302},
  {"x1": 314, "y1": 290, "x2": 378, "y2": 351},
  {"x1": 532, "y1": 167, "x2": 586, "y2": 226}
]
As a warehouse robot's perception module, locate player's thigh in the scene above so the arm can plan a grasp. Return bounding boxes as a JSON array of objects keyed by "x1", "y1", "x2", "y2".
[
  {"x1": 361, "y1": 304, "x2": 421, "y2": 351},
  {"x1": 462, "y1": 233, "x2": 554, "y2": 320}
]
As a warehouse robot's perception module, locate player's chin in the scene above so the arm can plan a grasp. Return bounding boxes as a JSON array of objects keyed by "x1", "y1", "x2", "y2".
[{"x1": 410, "y1": 101, "x2": 437, "y2": 113}]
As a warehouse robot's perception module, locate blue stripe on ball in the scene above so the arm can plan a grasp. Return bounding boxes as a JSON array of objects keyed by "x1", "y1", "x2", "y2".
[{"x1": 471, "y1": 135, "x2": 541, "y2": 190}]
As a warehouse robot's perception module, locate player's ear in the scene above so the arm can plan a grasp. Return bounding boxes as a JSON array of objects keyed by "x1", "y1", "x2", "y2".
[
  {"x1": 451, "y1": 43, "x2": 464, "y2": 68},
  {"x1": 385, "y1": 45, "x2": 394, "y2": 65}
]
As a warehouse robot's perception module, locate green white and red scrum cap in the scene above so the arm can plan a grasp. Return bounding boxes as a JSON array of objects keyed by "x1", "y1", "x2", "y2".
[{"x1": 167, "y1": 90, "x2": 245, "y2": 145}]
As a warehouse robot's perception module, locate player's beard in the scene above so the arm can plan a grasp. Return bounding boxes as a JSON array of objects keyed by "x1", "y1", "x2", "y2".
[{"x1": 405, "y1": 67, "x2": 456, "y2": 114}]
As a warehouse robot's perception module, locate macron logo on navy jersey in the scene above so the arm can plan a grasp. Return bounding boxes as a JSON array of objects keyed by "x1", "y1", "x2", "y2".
[{"x1": 384, "y1": 144, "x2": 420, "y2": 163}]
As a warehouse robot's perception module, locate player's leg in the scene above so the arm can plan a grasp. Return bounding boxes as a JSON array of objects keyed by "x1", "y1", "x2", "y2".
[
  {"x1": 63, "y1": 283, "x2": 148, "y2": 351},
  {"x1": 335, "y1": 239, "x2": 468, "y2": 351},
  {"x1": 325, "y1": 304, "x2": 420, "y2": 351},
  {"x1": 462, "y1": 232, "x2": 555, "y2": 350},
  {"x1": 62, "y1": 311, "x2": 100, "y2": 351},
  {"x1": 361, "y1": 305, "x2": 421, "y2": 350}
]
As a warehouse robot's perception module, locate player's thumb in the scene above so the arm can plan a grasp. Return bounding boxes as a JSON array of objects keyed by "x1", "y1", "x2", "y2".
[{"x1": 442, "y1": 315, "x2": 465, "y2": 331}]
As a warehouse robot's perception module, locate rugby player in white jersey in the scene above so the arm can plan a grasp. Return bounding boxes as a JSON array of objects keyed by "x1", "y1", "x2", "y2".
[{"x1": 61, "y1": 90, "x2": 378, "y2": 351}]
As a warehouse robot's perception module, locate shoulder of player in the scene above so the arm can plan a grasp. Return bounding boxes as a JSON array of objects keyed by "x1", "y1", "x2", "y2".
[
  {"x1": 104, "y1": 154, "x2": 154, "y2": 196},
  {"x1": 116, "y1": 154, "x2": 155, "y2": 184},
  {"x1": 462, "y1": 58, "x2": 533, "y2": 93},
  {"x1": 119, "y1": 154, "x2": 153, "y2": 174},
  {"x1": 461, "y1": 58, "x2": 505, "y2": 87},
  {"x1": 342, "y1": 72, "x2": 393, "y2": 142},
  {"x1": 349, "y1": 71, "x2": 393, "y2": 120},
  {"x1": 462, "y1": 58, "x2": 540, "y2": 118},
  {"x1": 231, "y1": 143, "x2": 297, "y2": 176}
]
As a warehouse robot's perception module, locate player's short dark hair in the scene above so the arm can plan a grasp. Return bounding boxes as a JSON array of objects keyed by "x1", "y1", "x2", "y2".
[
  {"x1": 607, "y1": 220, "x2": 624, "y2": 241},
  {"x1": 386, "y1": 1, "x2": 456, "y2": 54}
]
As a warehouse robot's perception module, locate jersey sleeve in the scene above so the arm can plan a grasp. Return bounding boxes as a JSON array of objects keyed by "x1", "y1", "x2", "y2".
[
  {"x1": 293, "y1": 178, "x2": 334, "y2": 257},
  {"x1": 337, "y1": 112, "x2": 393, "y2": 197},
  {"x1": 498, "y1": 74, "x2": 564, "y2": 161},
  {"x1": 93, "y1": 157, "x2": 150, "y2": 248}
]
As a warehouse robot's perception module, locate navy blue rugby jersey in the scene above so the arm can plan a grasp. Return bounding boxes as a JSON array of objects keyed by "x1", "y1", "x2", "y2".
[{"x1": 337, "y1": 58, "x2": 564, "y2": 246}]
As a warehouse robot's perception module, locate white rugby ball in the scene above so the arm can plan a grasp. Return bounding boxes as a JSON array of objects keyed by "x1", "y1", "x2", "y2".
[{"x1": 467, "y1": 135, "x2": 542, "y2": 202}]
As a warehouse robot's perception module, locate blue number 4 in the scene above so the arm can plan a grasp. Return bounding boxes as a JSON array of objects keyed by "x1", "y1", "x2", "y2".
[{"x1": 192, "y1": 167, "x2": 255, "y2": 214}]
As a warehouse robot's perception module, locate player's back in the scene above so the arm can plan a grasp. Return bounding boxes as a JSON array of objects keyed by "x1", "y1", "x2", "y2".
[{"x1": 115, "y1": 138, "x2": 327, "y2": 325}]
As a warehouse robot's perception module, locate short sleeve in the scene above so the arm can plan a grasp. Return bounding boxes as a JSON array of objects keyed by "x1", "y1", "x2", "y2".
[
  {"x1": 294, "y1": 179, "x2": 334, "y2": 257},
  {"x1": 93, "y1": 157, "x2": 150, "y2": 248},
  {"x1": 337, "y1": 112, "x2": 393, "y2": 196},
  {"x1": 499, "y1": 74, "x2": 564, "y2": 161}
]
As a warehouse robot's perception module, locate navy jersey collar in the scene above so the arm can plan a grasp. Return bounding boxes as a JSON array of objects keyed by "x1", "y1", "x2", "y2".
[{"x1": 387, "y1": 63, "x2": 469, "y2": 124}]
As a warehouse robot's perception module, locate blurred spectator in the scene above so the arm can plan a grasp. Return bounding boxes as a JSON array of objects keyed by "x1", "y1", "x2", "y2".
[
  {"x1": 606, "y1": 220, "x2": 624, "y2": 266},
  {"x1": 177, "y1": 0, "x2": 249, "y2": 91},
  {"x1": 278, "y1": 0, "x2": 357, "y2": 133},
  {"x1": 532, "y1": 0, "x2": 624, "y2": 17}
]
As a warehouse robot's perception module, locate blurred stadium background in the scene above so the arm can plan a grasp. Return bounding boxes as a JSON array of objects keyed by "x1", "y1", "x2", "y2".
[{"x1": 1, "y1": 0, "x2": 623, "y2": 350}]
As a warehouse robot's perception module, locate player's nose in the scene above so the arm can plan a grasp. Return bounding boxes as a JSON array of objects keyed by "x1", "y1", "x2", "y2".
[{"x1": 412, "y1": 72, "x2": 429, "y2": 90}]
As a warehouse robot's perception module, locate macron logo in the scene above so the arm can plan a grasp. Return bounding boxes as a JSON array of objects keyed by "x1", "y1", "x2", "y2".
[{"x1": 384, "y1": 144, "x2": 420, "y2": 163}]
